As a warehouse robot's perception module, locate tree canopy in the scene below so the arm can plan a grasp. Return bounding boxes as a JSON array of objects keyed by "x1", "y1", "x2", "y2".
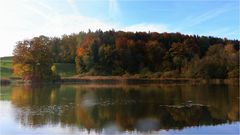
[
  {"x1": 13, "y1": 30, "x2": 239, "y2": 79},
  {"x1": 13, "y1": 36, "x2": 59, "y2": 81}
]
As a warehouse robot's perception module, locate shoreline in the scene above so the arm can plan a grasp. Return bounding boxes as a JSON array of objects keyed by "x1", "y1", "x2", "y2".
[
  {"x1": 60, "y1": 76, "x2": 239, "y2": 85},
  {"x1": 1, "y1": 76, "x2": 238, "y2": 85}
]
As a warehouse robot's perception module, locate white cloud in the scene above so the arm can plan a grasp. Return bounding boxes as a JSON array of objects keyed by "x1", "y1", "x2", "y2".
[
  {"x1": 32, "y1": 15, "x2": 171, "y2": 37},
  {"x1": 0, "y1": 0, "x2": 171, "y2": 57},
  {"x1": 66, "y1": 0, "x2": 79, "y2": 14},
  {"x1": 121, "y1": 23, "x2": 170, "y2": 33},
  {"x1": 35, "y1": 14, "x2": 118, "y2": 36}
]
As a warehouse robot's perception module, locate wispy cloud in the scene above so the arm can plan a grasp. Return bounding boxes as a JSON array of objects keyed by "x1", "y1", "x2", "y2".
[
  {"x1": 202, "y1": 27, "x2": 239, "y2": 39},
  {"x1": 108, "y1": 0, "x2": 121, "y2": 20},
  {"x1": 34, "y1": 0, "x2": 54, "y2": 12},
  {"x1": 66, "y1": 0, "x2": 79, "y2": 14},
  {"x1": 184, "y1": 6, "x2": 231, "y2": 27},
  {"x1": 2, "y1": 0, "x2": 169, "y2": 36},
  {"x1": 122, "y1": 23, "x2": 170, "y2": 33},
  {"x1": 0, "y1": 0, "x2": 172, "y2": 57},
  {"x1": 34, "y1": 15, "x2": 171, "y2": 36},
  {"x1": 0, "y1": 0, "x2": 237, "y2": 57},
  {"x1": 172, "y1": 4, "x2": 235, "y2": 37},
  {"x1": 36, "y1": 14, "x2": 118, "y2": 36},
  {"x1": 22, "y1": 3, "x2": 52, "y2": 21}
]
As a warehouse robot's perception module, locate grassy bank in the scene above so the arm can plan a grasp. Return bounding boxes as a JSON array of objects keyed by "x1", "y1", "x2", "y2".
[
  {"x1": 0, "y1": 56, "x2": 76, "y2": 78},
  {"x1": 0, "y1": 56, "x2": 13, "y2": 77},
  {"x1": 1, "y1": 57, "x2": 238, "y2": 85}
]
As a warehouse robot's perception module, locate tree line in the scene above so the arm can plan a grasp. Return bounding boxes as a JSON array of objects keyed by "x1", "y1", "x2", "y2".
[{"x1": 13, "y1": 30, "x2": 239, "y2": 80}]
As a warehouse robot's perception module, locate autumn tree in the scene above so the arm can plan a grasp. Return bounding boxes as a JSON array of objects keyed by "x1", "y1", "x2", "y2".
[
  {"x1": 13, "y1": 40, "x2": 32, "y2": 76},
  {"x1": 14, "y1": 30, "x2": 238, "y2": 79},
  {"x1": 59, "y1": 34, "x2": 78, "y2": 63},
  {"x1": 13, "y1": 36, "x2": 59, "y2": 81},
  {"x1": 48, "y1": 37, "x2": 61, "y2": 62},
  {"x1": 194, "y1": 44, "x2": 228, "y2": 78},
  {"x1": 169, "y1": 42, "x2": 191, "y2": 73},
  {"x1": 145, "y1": 40, "x2": 164, "y2": 71},
  {"x1": 224, "y1": 43, "x2": 239, "y2": 78},
  {"x1": 98, "y1": 44, "x2": 114, "y2": 73}
]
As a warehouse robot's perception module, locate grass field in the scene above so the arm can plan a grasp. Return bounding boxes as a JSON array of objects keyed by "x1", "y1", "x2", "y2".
[
  {"x1": 0, "y1": 57, "x2": 13, "y2": 78},
  {"x1": 0, "y1": 56, "x2": 76, "y2": 78}
]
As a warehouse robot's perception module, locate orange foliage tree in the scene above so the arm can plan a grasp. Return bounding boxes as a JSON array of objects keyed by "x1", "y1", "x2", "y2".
[{"x1": 13, "y1": 36, "x2": 59, "y2": 81}]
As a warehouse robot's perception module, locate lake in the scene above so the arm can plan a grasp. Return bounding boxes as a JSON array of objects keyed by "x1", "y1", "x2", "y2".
[{"x1": 0, "y1": 84, "x2": 239, "y2": 135}]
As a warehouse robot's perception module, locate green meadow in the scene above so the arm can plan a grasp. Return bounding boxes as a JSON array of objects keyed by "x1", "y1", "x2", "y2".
[
  {"x1": 0, "y1": 57, "x2": 76, "y2": 78},
  {"x1": 0, "y1": 57, "x2": 13, "y2": 77}
]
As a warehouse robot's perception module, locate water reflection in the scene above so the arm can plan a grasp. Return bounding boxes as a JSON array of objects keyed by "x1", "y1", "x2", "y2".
[{"x1": 0, "y1": 84, "x2": 239, "y2": 134}]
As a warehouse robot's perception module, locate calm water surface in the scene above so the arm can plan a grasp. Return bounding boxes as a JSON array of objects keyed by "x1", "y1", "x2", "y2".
[{"x1": 0, "y1": 84, "x2": 239, "y2": 135}]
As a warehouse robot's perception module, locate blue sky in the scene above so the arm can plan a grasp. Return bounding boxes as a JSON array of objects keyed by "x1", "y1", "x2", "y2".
[{"x1": 0, "y1": 0, "x2": 239, "y2": 56}]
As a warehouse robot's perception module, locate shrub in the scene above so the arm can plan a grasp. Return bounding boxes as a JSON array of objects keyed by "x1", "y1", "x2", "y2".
[
  {"x1": 196, "y1": 59, "x2": 227, "y2": 79},
  {"x1": 161, "y1": 70, "x2": 179, "y2": 78},
  {"x1": 228, "y1": 69, "x2": 239, "y2": 78}
]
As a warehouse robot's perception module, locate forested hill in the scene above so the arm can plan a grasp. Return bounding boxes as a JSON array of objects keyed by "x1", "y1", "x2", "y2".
[{"x1": 13, "y1": 30, "x2": 239, "y2": 79}]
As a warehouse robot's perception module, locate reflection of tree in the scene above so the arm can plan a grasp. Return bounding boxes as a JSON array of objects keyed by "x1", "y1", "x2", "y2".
[
  {"x1": 227, "y1": 85, "x2": 239, "y2": 121},
  {"x1": 11, "y1": 84, "x2": 61, "y2": 126},
  {"x1": 74, "y1": 90, "x2": 94, "y2": 130},
  {"x1": 166, "y1": 106, "x2": 223, "y2": 128},
  {"x1": 9, "y1": 84, "x2": 239, "y2": 131},
  {"x1": 178, "y1": 85, "x2": 239, "y2": 122}
]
